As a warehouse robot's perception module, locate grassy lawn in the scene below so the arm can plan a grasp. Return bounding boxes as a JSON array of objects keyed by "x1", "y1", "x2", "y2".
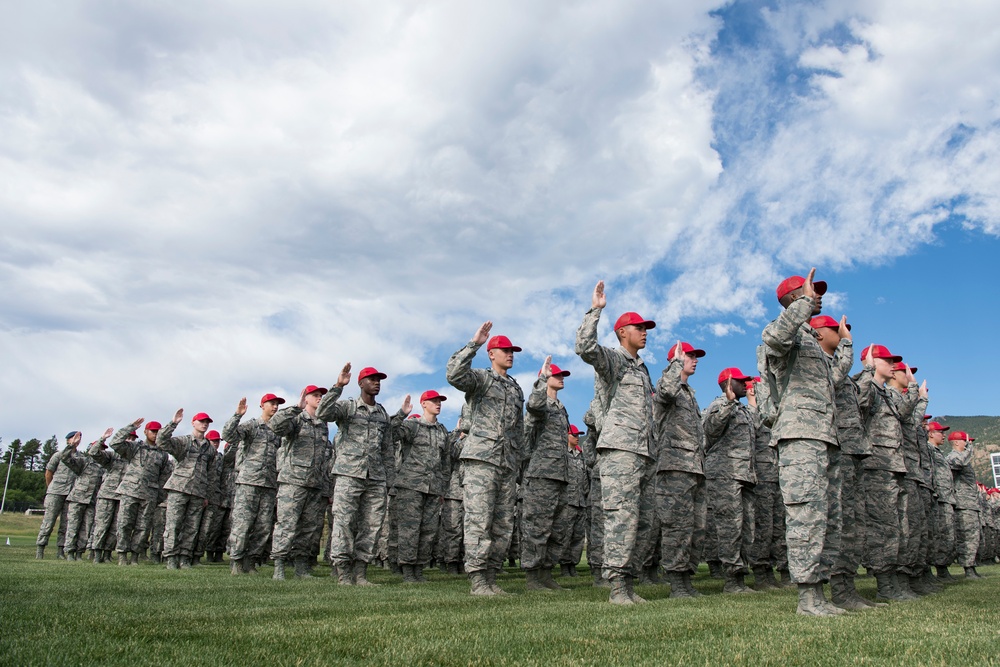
[{"x1": 1, "y1": 514, "x2": 998, "y2": 666}]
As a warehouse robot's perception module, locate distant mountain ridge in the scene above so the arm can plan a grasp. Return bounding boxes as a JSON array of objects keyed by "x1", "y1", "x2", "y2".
[{"x1": 935, "y1": 416, "x2": 1000, "y2": 487}]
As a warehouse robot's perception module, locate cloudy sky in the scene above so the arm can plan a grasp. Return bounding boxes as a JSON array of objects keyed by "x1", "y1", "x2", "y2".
[{"x1": 3, "y1": 0, "x2": 999, "y2": 446}]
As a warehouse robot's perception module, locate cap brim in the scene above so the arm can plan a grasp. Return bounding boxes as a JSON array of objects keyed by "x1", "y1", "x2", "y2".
[
  {"x1": 814, "y1": 280, "x2": 828, "y2": 295},
  {"x1": 490, "y1": 346, "x2": 522, "y2": 352},
  {"x1": 361, "y1": 373, "x2": 388, "y2": 381},
  {"x1": 692, "y1": 349, "x2": 706, "y2": 358}
]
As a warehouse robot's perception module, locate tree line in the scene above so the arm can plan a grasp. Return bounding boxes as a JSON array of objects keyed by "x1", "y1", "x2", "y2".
[{"x1": 0, "y1": 436, "x2": 59, "y2": 508}]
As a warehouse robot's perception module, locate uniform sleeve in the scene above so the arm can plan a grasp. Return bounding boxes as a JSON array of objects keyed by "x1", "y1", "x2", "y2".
[
  {"x1": 62, "y1": 450, "x2": 86, "y2": 475},
  {"x1": 445, "y1": 342, "x2": 487, "y2": 394},
  {"x1": 526, "y1": 377, "x2": 549, "y2": 416},
  {"x1": 88, "y1": 440, "x2": 116, "y2": 468},
  {"x1": 221, "y1": 413, "x2": 249, "y2": 445},
  {"x1": 46, "y1": 449, "x2": 64, "y2": 472},
  {"x1": 270, "y1": 406, "x2": 303, "y2": 437},
  {"x1": 702, "y1": 397, "x2": 738, "y2": 446},
  {"x1": 575, "y1": 307, "x2": 614, "y2": 379},
  {"x1": 762, "y1": 297, "x2": 814, "y2": 356},
  {"x1": 381, "y1": 409, "x2": 396, "y2": 488},
  {"x1": 314, "y1": 386, "x2": 348, "y2": 423},
  {"x1": 109, "y1": 426, "x2": 139, "y2": 461},
  {"x1": 832, "y1": 339, "x2": 854, "y2": 384},
  {"x1": 854, "y1": 368, "x2": 876, "y2": 419},
  {"x1": 655, "y1": 359, "x2": 684, "y2": 406},
  {"x1": 155, "y1": 422, "x2": 188, "y2": 461}
]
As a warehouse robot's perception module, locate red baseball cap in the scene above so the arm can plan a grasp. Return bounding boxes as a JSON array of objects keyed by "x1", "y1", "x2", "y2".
[
  {"x1": 753, "y1": 376, "x2": 762, "y2": 383},
  {"x1": 192, "y1": 412, "x2": 213, "y2": 423},
  {"x1": 861, "y1": 344, "x2": 902, "y2": 363},
  {"x1": 927, "y1": 421, "x2": 950, "y2": 432},
  {"x1": 358, "y1": 367, "x2": 387, "y2": 381},
  {"x1": 717, "y1": 367, "x2": 752, "y2": 385},
  {"x1": 776, "y1": 275, "x2": 828, "y2": 302},
  {"x1": 206, "y1": 430, "x2": 221, "y2": 441},
  {"x1": 408, "y1": 413, "x2": 421, "y2": 419},
  {"x1": 809, "y1": 315, "x2": 850, "y2": 331},
  {"x1": 146, "y1": 421, "x2": 162, "y2": 432},
  {"x1": 923, "y1": 414, "x2": 932, "y2": 421},
  {"x1": 260, "y1": 393, "x2": 286, "y2": 406},
  {"x1": 947, "y1": 431, "x2": 974, "y2": 442},
  {"x1": 303, "y1": 385, "x2": 328, "y2": 396},
  {"x1": 420, "y1": 390, "x2": 447, "y2": 403},
  {"x1": 568, "y1": 424, "x2": 583, "y2": 435},
  {"x1": 613, "y1": 312, "x2": 656, "y2": 331},
  {"x1": 540, "y1": 363, "x2": 571, "y2": 378},
  {"x1": 667, "y1": 341, "x2": 706, "y2": 361},
  {"x1": 486, "y1": 335, "x2": 522, "y2": 352}
]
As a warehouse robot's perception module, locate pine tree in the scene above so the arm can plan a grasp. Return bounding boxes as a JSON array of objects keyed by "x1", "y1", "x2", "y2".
[{"x1": 41, "y1": 436, "x2": 58, "y2": 468}]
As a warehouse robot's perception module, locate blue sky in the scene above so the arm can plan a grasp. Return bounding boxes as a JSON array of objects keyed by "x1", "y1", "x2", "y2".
[{"x1": 1, "y1": 0, "x2": 999, "y2": 444}]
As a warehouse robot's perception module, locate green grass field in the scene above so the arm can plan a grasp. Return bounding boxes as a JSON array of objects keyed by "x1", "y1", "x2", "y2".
[{"x1": 2, "y1": 514, "x2": 998, "y2": 667}]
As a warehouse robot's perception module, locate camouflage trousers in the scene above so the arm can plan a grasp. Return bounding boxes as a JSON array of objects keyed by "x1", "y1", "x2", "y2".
[
  {"x1": 599, "y1": 449, "x2": 655, "y2": 578},
  {"x1": 272, "y1": 483, "x2": 324, "y2": 561},
  {"x1": 520, "y1": 477, "x2": 569, "y2": 570},
  {"x1": 395, "y1": 487, "x2": 441, "y2": 565},
  {"x1": 35, "y1": 493, "x2": 69, "y2": 548},
  {"x1": 313, "y1": 496, "x2": 332, "y2": 561},
  {"x1": 860, "y1": 469, "x2": 903, "y2": 574},
  {"x1": 329, "y1": 475, "x2": 387, "y2": 567},
  {"x1": 954, "y1": 508, "x2": 981, "y2": 568},
  {"x1": 777, "y1": 439, "x2": 832, "y2": 584},
  {"x1": 559, "y1": 505, "x2": 587, "y2": 566},
  {"x1": 437, "y1": 498, "x2": 464, "y2": 563},
  {"x1": 656, "y1": 470, "x2": 706, "y2": 574},
  {"x1": 117, "y1": 495, "x2": 154, "y2": 554},
  {"x1": 151, "y1": 502, "x2": 167, "y2": 556},
  {"x1": 163, "y1": 492, "x2": 206, "y2": 558},
  {"x1": 65, "y1": 501, "x2": 95, "y2": 553},
  {"x1": 749, "y1": 480, "x2": 785, "y2": 568},
  {"x1": 214, "y1": 507, "x2": 232, "y2": 554},
  {"x1": 706, "y1": 478, "x2": 755, "y2": 575},
  {"x1": 380, "y1": 494, "x2": 393, "y2": 564},
  {"x1": 832, "y1": 455, "x2": 865, "y2": 575},
  {"x1": 461, "y1": 460, "x2": 516, "y2": 573},
  {"x1": 898, "y1": 479, "x2": 925, "y2": 576},
  {"x1": 194, "y1": 503, "x2": 224, "y2": 558},
  {"x1": 586, "y1": 476, "x2": 605, "y2": 568},
  {"x1": 228, "y1": 484, "x2": 277, "y2": 561},
  {"x1": 508, "y1": 500, "x2": 522, "y2": 563},
  {"x1": 931, "y1": 502, "x2": 956, "y2": 567},
  {"x1": 919, "y1": 487, "x2": 935, "y2": 569},
  {"x1": 91, "y1": 498, "x2": 119, "y2": 552}
]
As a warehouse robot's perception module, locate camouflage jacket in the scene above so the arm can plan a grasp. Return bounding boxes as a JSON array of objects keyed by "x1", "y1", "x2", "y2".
[
  {"x1": 270, "y1": 406, "x2": 330, "y2": 490},
  {"x1": 702, "y1": 396, "x2": 757, "y2": 484},
  {"x1": 581, "y1": 431, "x2": 602, "y2": 506},
  {"x1": 444, "y1": 432, "x2": 465, "y2": 500},
  {"x1": 109, "y1": 426, "x2": 170, "y2": 501},
  {"x1": 565, "y1": 447, "x2": 588, "y2": 507},
  {"x1": 523, "y1": 377, "x2": 570, "y2": 483},
  {"x1": 832, "y1": 349, "x2": 871, "y2": 457},
  {"x1": 575, "y1": 307, "x2": 654, "y2": 459},
  {"x1": 753, "y1": 422, "x2": 778, "y2": 483},
  {"x1": 390, "y1": 414, "x2": 451, "y2": 495},
  {"x1": 918, "y1": 429, "x2": 935, "y2": 491},
  {"x1": 222, "y1": 414, "x2": 280, "y2": 489},
  {"x1": 653, "y1": 358, "x2": 705, "y2": 475},
  {"x1": 205, "y1": 445, "x2": 237, "y2": 506},
  {"x1": 855, "y1": 369, "x2": 908, "y2": 473},
  {"x1": 928, "y1": 444, "x2": 957, "y2": 505},
  {"x1": 157, "y1": 459, "x2": 173, "y2": 505},
  {"x1": 761, "y1": 297, "x2": 838, "y2": 446},
  {"x1": 62, "y1": 448, "x2": 105, "y2": 504},
  {"x1": 946, "y1": 446, "x2": 979, "y2": 511},
  {"x1": 888, "y1": 386, "x2": 927, "y2": 482},
  {"x1": 88, "y1": 440, "x2": 127, "y2": 501},
  {"x1": 157, "y1": 422, "x2": 219, "y2": 498},
  {"x1": 446, "y1": 341, "x2": 525, "y2": 471},
  {"x1": 221, "y1": 447, "x2": 237, "y2": 508},
  {"x1": 316, "y1": 387, "x2": 396, "y2": 484},
  {"x1": 45, "y1": 448, "x2": 78, "y2": 496}
]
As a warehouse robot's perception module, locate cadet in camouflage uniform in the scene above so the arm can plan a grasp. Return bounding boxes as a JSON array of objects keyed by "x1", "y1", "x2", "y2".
[
  {"x1": 214, "y1": 439, "x2": 238, "y2": 561},
  {"x1": 916, "y1": 415, "x2": 940, "y2": 588},
  {"x1": 760, "y1": 270, "x2": 844, "y2": 616},
  {"x1": 316, "y1": 365, "x2": 398, "y2": 586},
  {"x1": 576, "y1": 281, "x2": 656, "y2": 605},
  {"x1": 88, "y1": 433, "x2": 129, "y2": 562},
  {"x1": 810, "y1": 315, "x2": 878, "y2": 609},
  {"x1": 446, "y1": 322, "x2": 525, "y2": 597},
  {"x1": 581, "y1": 413, "x2": 607, "y2": 588},
  {"x1": 61, "y1": 432, "x2": 109, "y2": 560},
  {"x1": 702, "y1": 368, "x2": 759, "y2": 594},
  {"x1": 223, "y1": 393, "x2": 284, "y2": 574},
  {"x1": 855, "y1": 344, "x2": 916, "y2": 601},
  {"x1": 926, "y1": 421, "x2": 957, "y2": 580},
  {"x1": 35, "y1": 431, "x2": 81, "y2": 559},
  {"x1": 391, "y1": 390, "x2": 451, "y2": 583},
  {"x1": 887, "y1": 364, "x2": 936, "y2": 595},
  {"x1": 558, "y1": 425, "x2": 588, "y2": 577},
  {"x1": 158, "y1": 410, "x2": 219, "y2": 569},
  {"x1": 654, "y1": 340, "x2": 707, "y2": 598},
  {"x1": 149, "y1": 458, "x2": 173, "y2": 562},
  {"x1": 947, "y1": 431, "x2": 982, "y2": 578},
  {"x1": 193, "y1": 431, "x2": 234, "y2": 564},
  {"x1": 747, "y1": 399, "x2": 788, "y2": 590},
  {"x1": 520, "y1": 358, "x2": 573, "y2": 592},
  {"x1": 437, "y1": 412, "x2": 467, "y2": 574},
  {"x1": 109, "y1": 419, "x2": 170, "y2": 565},
  {"x1": 269, "y1": 385, "x2": 331, "y2": 580}
]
